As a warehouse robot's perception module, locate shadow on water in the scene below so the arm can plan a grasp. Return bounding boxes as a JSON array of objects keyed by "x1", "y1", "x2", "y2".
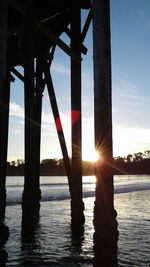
[
  {"x1": 21, "y1": 238, "x2": 40, "y2": 266},
  {"x1": 0, "y1": 222, "x2": 9, "y2": 266},
  {"x1": 21, "y1": 215, "x2": 43, "y2": 266},
  {"x1": 68, "y1": 230, "x2": 118, "y2": 266},
  {"x1": 65, "y1": 232, "x2": 93, "y2": 266},
  {"x1": 63, "y1": 227, "x2": 92, "y2": 266},
  {"x1": 71, "y1": 233, "x2": 84, "y2": 254},
  {"x1": 15, "y1": 213, "x2": 118, "y2": 266}
]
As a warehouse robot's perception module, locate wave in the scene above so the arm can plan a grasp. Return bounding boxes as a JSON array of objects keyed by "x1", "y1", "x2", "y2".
[
  {"x1": 6, "y1": 185, "x2": 150, "y2": 206},
  {"x1": 115, "y1": 185, "x2": 150, "y2": 194},
  {"x1": 6, "y1": 182, "x2": 95, "y2": 188}
]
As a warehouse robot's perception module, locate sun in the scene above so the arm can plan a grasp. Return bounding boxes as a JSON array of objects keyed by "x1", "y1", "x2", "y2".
[{"x1": 83, "y1": 149, "x2": 99, "y2": 162}]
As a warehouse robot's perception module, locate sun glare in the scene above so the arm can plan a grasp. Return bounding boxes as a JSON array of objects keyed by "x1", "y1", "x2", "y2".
[{"x1": 83, "y1": 150, "x2": 99, "y2": 162}]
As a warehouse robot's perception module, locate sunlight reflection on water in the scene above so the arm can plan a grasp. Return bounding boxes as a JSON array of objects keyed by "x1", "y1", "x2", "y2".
[{"x1": 83, "y1": 175, "x2": 96, "y2": 184}]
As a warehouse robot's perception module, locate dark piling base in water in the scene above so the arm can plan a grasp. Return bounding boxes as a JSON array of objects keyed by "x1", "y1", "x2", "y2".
[
  {"x1": 0, "y1": 249, "x2": 8, "y2": 266},
  {"x1": 71, "y1": 223, "x2": 85, "y2": 238},
  {"x1": 0, "y1": 222, "x2": 9, "y2": 247},
  {"x1": 21, "y1": 189, "x2": 41, "y2": 239},
  {"x1": 21, "y1": 220, "x2": 36, "y2": 240},
  {"x1": 93, "y1": 227, "x2": 119, "y2": 267},
  {"x1": 21, "y1": 215, "x2": 40, "y2": 241},
  {"x1": 71, "y1": 200, "x2": 85, "y2": 237}
]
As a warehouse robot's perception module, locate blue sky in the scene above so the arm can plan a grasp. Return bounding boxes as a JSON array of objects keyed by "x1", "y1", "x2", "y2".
[{"x1": 8, "y1": 0, "x2": 150, "y2": 161}]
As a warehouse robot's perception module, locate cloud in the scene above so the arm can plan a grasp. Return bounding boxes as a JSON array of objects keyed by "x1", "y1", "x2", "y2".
[
  {"x1": 51, "y1": 62, "x2": 93, "y2": 89},
  {"x1": 82, "y1": 73, "x2": 93, "y2": 89},
  {"x1": 112, "y1": 78, "x2": 147, "y2": 108},
  {"x1": 113, "y1": 79, "x2": 138, "y2": 96},
  {"x1": 42, "y1": 111, "x2": 54, "y2": 124},
  {"x1": 14, "y1": 130, "x2": 21, "y2": 134},
  {"x1": 41, "y1": 110, "x2": 71, "y2": 138},
  {"x1": 83, "y1": 117, "x2": 94, "y2": 124},
  {"x1": 9, "y1": 101, "x2": 70, "y2": 130},
  {"x1": 51, "y1": 62, "x2": 70, "y2": 75},
  {"x1": 9, "y1": 102, "x2": 24, "y2": 118},
  {"x1": 113, "y1": 124, "x2": 150, "y2": 156},
  {"x1": 42, "y1": 110, "x2": 70, "y2": 125}
]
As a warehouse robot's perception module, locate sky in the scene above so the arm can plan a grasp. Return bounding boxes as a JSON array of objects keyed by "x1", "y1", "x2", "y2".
[{"x1": 8, "y1": 0, "x2": 150, "y2": 162}]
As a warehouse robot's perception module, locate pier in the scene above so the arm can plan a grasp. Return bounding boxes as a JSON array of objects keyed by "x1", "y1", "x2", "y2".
[{"x1": 0, "y1": 0, "x2": 118, "y2": 256}]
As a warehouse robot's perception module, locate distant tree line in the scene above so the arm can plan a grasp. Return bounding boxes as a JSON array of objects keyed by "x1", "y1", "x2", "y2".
[
  {"x1": 6, "y1": 150, "x2": 150, "y2": 176},
  {"x1": 113, "y1": 150, "x2": 150, "y2": 174},
  {"x1": 6, "y1": 158, "x2": 95, "y2": 176}
]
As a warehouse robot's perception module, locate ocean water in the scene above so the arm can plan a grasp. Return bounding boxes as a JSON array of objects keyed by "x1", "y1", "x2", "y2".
[{"x1": 1, "y1": 175, "x2": 150, "y2": 266}]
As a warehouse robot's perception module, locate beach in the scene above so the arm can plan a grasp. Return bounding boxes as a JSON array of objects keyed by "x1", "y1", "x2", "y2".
[{"x1": 1, "y1": 175, "x2": 150, "y2": 266}]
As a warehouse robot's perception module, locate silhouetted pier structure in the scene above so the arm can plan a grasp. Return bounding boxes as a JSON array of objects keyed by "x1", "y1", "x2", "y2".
[{"x1": 0, "y1": 0, "x2": 117, "y2": 250}]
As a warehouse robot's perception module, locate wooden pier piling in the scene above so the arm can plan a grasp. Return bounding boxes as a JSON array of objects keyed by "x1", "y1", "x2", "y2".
[
  {"x1": 92, "y1": 0, "x2": 118, "y2": 238},
  {"x1": 0, "y1": 0, "x2": 10, "y2": 242},
  {"x1": 0, "y1": 0, "x2": 9, "y2": 220},
  {"x1": 70, "y1": 8, "x2": 85, "y2": 235},
  {"x1": 22, "y1": 16, "x2": 42, "y2": 235}
]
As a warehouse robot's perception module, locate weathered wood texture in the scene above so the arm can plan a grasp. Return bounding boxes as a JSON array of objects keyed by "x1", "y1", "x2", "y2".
[
  {"x1": 70, "y1": 8, "x2": 85, "y2": 235},
  {"x1": 0, "y1": 0, "x2": 9, "y2": 221},
  {"x1": 92, "y1": 0, "x2": 117, "y2": 232}
]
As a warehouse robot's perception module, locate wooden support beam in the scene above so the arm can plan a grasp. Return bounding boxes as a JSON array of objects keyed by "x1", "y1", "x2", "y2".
[
  {"x1": 0, "y1": 70, "x2": 10, "y2": 223},
  {"x1": 21, "y1": 12, "x2": 41, "y2": 236},
  {"x1": 32, "y1": 46, "x2": 46, "y2": 213},
  {"x1": 64, "y1": 8, "x2": 92, "y2": 55},
  {"x1": 92, "y1": 0, "x2": 117, "y2": 236},
  {"x1": 81, "y1": 8, "x2": 92, "y2": 42},
  {"x1": 23, "y1": 24, "x2": 34, "y2": 185},
  {"x1": 44, "y1": 63, "x2": 72, "y2": 188},
  {"x1": 11, "y1": 67, "x2": 24, "y2": 82},
  {"x1": 0, "y1": 0, "x2": 9, "y2": 221},
  {"x1": 70, "y1": 8, "x2": 85, "y2": 235},
  {"x1": 0, "y1": 0, "x2": 10, "y2": 242},
  {"x1": 9, "y1": 0, "x2": 81, "y2": 62},
  {"x1": 65, "y1": 27, "x2": 87, "y2": 55},
  {"x1": 22, "y1": 18, "x2": 35, "y2": 224},
  {"x1": 34, "y1": 19, "x2": 81, "y2": 63}
]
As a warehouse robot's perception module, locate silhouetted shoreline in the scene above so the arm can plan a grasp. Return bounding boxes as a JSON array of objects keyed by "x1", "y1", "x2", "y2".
[{"x1": 6, "y1": 151, "x2": 150, "y2": 176}]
